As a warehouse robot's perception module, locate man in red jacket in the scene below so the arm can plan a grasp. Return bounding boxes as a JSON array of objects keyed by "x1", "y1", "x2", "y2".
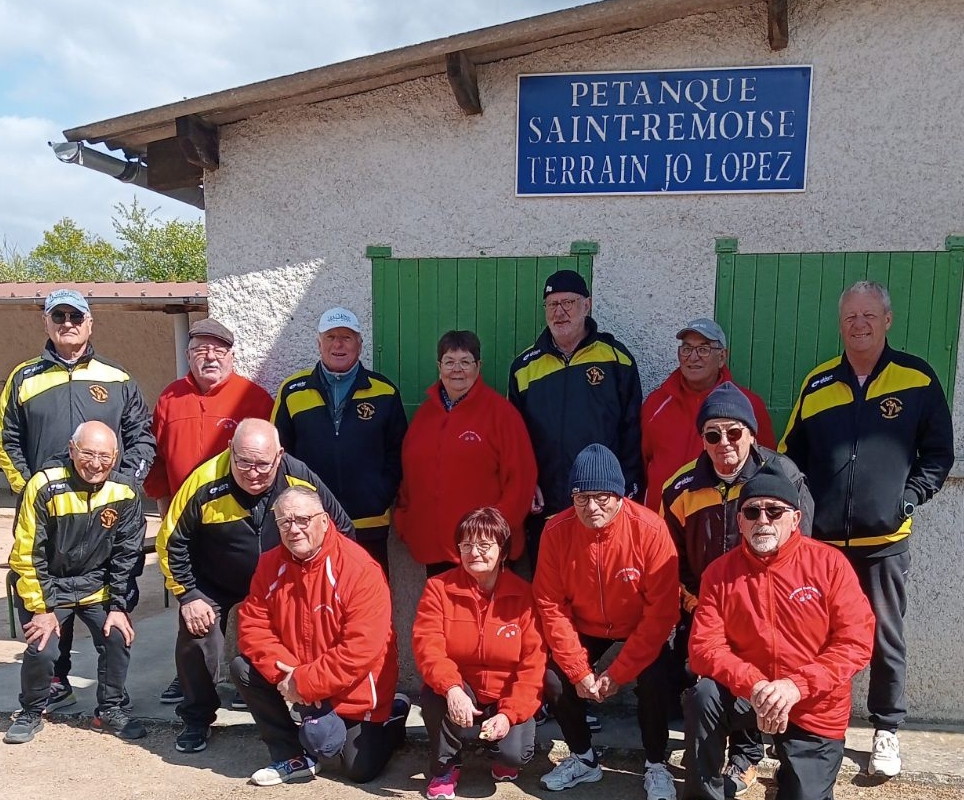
[
  {"x1": 231, "y1": 486, "x2": 408, "y2": 786},
  {"x1": 144, "y1": 317, "x2": 273, "y2": 706},
  {"x1": 641, "y1": 318, "x2": 775, "y2": 511},
  {"x1": 534, "y1": 444, "x2": 679, "y2": 798},
  {"x1": 685, "y1": 466, "x2": 874, "y2": 800}
]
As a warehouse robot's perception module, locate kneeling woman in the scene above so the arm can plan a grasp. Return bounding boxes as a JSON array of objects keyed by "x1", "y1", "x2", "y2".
[{"x1": 413, "y1": 508, "x2": 546, "y2": 799}]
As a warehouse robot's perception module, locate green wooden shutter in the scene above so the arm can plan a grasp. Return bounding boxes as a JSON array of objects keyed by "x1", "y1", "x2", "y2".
[
  {"x1": 714, "y1": 237, "x2": 964, "y2": 437},
  {"x1": 369, "y1": 243, "x2": 595, "y2": 417}
]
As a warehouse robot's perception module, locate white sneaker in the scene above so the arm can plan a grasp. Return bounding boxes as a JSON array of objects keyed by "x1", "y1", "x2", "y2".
[
  {"x1": 868, "y1": 730, "x2": 901, "y2": 777},
  {"x1": 643, "y1": 762, "x2": 676, "y2": 800},
  {"x1": 250, "y1": 754, "x2": 318, "y2": 786},
  {"x1": 540, "y1": 754, "x2": 603, "y2": 791}
]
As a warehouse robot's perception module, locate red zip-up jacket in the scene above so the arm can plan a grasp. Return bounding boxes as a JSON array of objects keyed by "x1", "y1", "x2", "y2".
[
  {"x1": 532, "y1": 500, "x2": 679, "y2": 686},
  {"x1": 689, "y1": 531, "x2": 874, "y2": 739},
  {"x1": 144, "y1": 372, "x2": 273, "y2": 499},
  {"x1": 641, "y1": 366, "x2": 775, "y2": 511},
  {"x1": 237, "y1": 528, "x2": 398, "y2": 722},
  {"x1": 395, "y1": 379, "x2": 537, "y2": 564},
  {"x1": 413, "y1": 567, "x2": 546, "y2": 725}
]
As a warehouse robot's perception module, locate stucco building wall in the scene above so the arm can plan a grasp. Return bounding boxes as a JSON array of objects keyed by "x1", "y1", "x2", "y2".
[{"x1": 203, "y1": 0, "x2": 964, "y2": 721}]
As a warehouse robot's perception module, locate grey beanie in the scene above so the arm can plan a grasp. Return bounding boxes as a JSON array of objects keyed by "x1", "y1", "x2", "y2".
[
  {"x1": 696, "y1": 381, "x2": 758, "y2": 435},
  {"x1": 569, "y1": 444, "x2": 625, "y2": 496}
]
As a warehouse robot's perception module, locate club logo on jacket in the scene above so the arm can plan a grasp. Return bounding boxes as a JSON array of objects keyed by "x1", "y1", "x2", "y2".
[
  {"x1": 586, "y1": 366, "x2": 605, "y2": 386},
  {"x1": 879, "y1": 397, "x2": 903, "y2": 419},
  {"x1": 89, "y1": 384, "x2": 109, "y2": 403},
  {"x1": 615, "y1": 567, "x2": 641, "y2": 583},
  {"x1": 216, "y1": 418, "x2": 239, "y2": 431},
  {"x1": 357, "y1": 402, "x2": 375, "y2": 420},
  {"x1": 100, "y1": 508, "x2": 118, "y2": 529},
  {"x1": 496, "y1": 623, "x2": 521, "y2": 639},
  {"x1": 789, "y1": 585, "x2": 823, "y2": 604},
  {"x1": 459, "y1": 430, "x2": 482, "y2": 443}
]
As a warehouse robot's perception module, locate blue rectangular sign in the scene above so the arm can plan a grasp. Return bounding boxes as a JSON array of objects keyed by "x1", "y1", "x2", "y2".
[{"x1": 517, "y1": 66, "x2": 812, "y2": 196}]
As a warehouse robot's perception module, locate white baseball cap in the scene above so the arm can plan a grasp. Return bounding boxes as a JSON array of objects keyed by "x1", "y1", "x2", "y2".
[{"x1": 318, "y1": 307, "x2": 361, "y2": 334}]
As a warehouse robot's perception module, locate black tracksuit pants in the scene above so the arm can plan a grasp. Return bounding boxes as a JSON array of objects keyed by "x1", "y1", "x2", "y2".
[
  {"x1": 420, "y1": 684, "x2": 536, "y2": 776},
  {"x1": 230, "y1": 655, "x2": 405, "y2": 783},
  {"x1": 15, "y1": 594, "x2": 130, "y2": 714},
  {"x1": 683, "y1": 678, "x2": 844, "y2": 800},
  {"x1": 545, "y1": 632, "x2": 669, "y2": 763},
  {"x1": 846, "y1": 549, "x2": 910, "y2": 732}
]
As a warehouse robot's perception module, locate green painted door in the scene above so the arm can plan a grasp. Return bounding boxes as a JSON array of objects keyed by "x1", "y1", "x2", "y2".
[
  {"x1": 714, "y1": 237, "x2": 964, "y2": 437},
  {"x1": 369, "y1": 243, "x2": 596, "y2": 416}
]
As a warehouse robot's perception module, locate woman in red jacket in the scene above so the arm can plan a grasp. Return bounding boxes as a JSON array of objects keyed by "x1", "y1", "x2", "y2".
[
  {"x1": 413, "y1": 508, "x2": 546, "y2": 800},
  {"x1": 395, "y1": 330, "x2": 537, "y2": 576}
]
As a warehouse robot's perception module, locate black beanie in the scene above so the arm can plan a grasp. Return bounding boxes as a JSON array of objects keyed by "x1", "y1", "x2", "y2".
[
  {"x1": 737, "y1": 463, "x2": 800, "y2": 512},
  {"x1": 544, "y1": 270, "x2": 590, "y2": 298},
  {"x1": 696, "y1": 381, "x2": 758, "y2": 435},
  {"x1": 569, "y1": 444, "x2": 625, "y2": 496}
]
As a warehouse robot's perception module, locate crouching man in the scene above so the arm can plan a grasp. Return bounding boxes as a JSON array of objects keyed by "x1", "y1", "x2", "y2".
[
  {"x1": 231, "y1": 486, "x2": 409, "y2": 786},
  {"x1": 684, "y1": 465, "x2": 875, "y2": 800},
  {"x1": 5, "y1": 421, "x2": 147, "y2": 744}
]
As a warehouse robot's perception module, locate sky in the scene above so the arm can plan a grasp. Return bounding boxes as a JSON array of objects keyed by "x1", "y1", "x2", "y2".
[{"x1": 0, "y1": 0, "x2": 592, "y2": 257}]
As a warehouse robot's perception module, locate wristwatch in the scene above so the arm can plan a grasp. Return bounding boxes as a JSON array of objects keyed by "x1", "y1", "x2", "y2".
[{"x1": 901, "y1": 500, "x2": 916, "y2": 519}]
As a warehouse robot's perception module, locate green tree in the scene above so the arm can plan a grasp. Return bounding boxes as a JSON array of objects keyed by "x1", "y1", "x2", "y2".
[
  {"x1": 3, "y1": 200, "x2": 206, "y2": 283},
  {"x1": 26, "y1": 219, "x2": 123, "y2": 281},
  {"x1": 113, "y1": 199, "x2": 206, "y2": 282}
]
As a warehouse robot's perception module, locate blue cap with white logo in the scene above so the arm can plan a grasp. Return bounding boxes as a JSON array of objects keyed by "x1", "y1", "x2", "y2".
[{"x1": 44, "y1": 288, "x2": 90, "y2": 315}]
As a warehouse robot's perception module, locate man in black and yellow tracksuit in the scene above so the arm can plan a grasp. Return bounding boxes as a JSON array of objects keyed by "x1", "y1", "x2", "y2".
[
  {"x1": 272, "y1": 307, "x2": 406, "y2": 579},
  {"x1": 509, "y1": 271, "x2": 642, "y2": 564},
  {"x1": 780, "y1": 281, "x2": 953, "y2": 776},
  {"x1": 0, "y1": 288, "x2": 155, "y2": 711},
  {"x1": 157, "y1": 418, "x2": 354, "y2": 754},
  {"x1": 6, "y1": 422, "x2": 147, "y2": 744}
]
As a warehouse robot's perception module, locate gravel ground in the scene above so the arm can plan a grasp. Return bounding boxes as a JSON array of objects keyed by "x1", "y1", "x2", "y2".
[{"x1": 2, "y1": 716, "x2": 962, "y2": 800}]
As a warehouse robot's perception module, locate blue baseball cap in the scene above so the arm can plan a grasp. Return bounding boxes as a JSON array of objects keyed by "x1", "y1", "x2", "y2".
[{"x1": 44, "y1": 289, "x2": 90, "y2": 315}]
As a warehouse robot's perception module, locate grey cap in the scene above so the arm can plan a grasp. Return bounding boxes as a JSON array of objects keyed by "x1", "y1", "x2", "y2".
[
  {"x1": 676, "y1": 318, "x2": 727, "y2": 348},
  {"x1": 189, "y1": 318, "x2": 234, "y2": 347}
]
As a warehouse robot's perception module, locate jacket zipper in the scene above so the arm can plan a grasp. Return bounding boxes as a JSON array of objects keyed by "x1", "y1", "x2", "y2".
[{"x1": 595, "y1": 533, "x2": 612, "y2": 636}]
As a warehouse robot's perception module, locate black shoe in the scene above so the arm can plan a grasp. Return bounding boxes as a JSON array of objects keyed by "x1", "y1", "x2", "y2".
[
  {"x1": 160, "y1": 677, "x2": 183, "y2": 704},
  {"x1": 229, "y1": 691, "x2": 248, "y2": 711},
  {"x1": 4, "y1": 711, "x2": 44, "y2": 744},
  {"x1": 175, "y1": 725, "x2": 211, "y2": 753},
  {"x1": 92, "y1": 707, "x2": 147, "y2": 740}
]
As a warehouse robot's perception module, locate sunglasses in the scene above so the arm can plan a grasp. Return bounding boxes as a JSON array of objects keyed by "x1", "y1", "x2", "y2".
[
  {"x1": 49, "y1": 310, "x2": 86, "y2": 325},
  {"x1": 741, "y1": 504, "x2": 795, "y2": 521},
  {"x1": 702, "y1": 427, "x2": 746, "y2": 445}
]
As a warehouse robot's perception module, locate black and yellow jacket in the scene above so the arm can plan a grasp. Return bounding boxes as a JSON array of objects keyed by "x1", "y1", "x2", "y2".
[
  {"x1": 156, "y1": 451, "x2": 355, "y2": 604},
  {"x1": 508, "y1": 318, "x2": 642, "y2": 515},
  {"x1": 0, "y1": 342, "x2": 155, "y2": 494},
  {"x1": 272, "y1": 363, "x2": 407, "y2": 542},
  {"x1": 9, "y1": 460, "x2": 145, "y2": 614},
  {"x1": 780, "y1": 343, "x2": 953, "y2": 557},
  {"x1": 660, "y1": 445, "x2": 813, "y2": 601}
]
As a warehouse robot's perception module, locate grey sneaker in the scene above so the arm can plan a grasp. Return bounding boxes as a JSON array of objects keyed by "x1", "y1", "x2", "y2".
[
  {"x1": 4, "y1": 711, "x2": 44, "y2": 744},
  {"x1": 540, "y1": 754, "x2": 603, "y2": 791},
  {"x1": 175, "y1": 725, "x2": 211, "y2": 753},
  {"x1": 722, "y1": 763, "x2": 757, "y2": 798},
  {"x1": 92, "y1": 707, "x2": 147, "y2": 740},
  {"x1": 644, "y1": 762, "x2": 676, "y2": 799},
  {"x1": 868, "y1": 730, "x2": 901, "y2": 777},
  {"x1": 45, "y1": 678, "x2": 77, "y2": 713}
]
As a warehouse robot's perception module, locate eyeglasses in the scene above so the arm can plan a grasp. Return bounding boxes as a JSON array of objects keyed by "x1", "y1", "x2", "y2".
[
  {"x1": 572, "y1": 492, "x2": 618, "y2": 507},
  {"x1": 189, "y1": 344, "x2": 231, "y2": 358},
  {"x1": 457, "y1": 540, "x2": 496, "y2": 554},
  {"x1": 678, "y1": 344, "x2": 723, "y2": 359},
  {"x1": 439, "y1": 358, "x2": 477, "y2": 371},
  {"x1": 73, "y1": 447, "x2": 115, "y2": 465},
  {"x1": 231, "y1": 448, "x2": 277, "y2": 474},
  {"x1": 275, "y1": 512, "x2": 326, "y2": 532},
  {"x1": 544, "y1": 298, "x2": 580, "y2": 313},
  {"x1": 741, "y1": 504, "x2": 795, "y2": 521},
  {"x1": 49, "y1": 310, "x2": 86, "y2": 325},
  {"x1": 702, "y1": 427, "x2": 746, "y2": 445}
]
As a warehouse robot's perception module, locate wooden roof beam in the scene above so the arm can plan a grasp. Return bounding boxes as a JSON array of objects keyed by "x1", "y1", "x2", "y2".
[
  {"x1": 446, "y1": 50, "x2": 482, "y2": 115},
  {"x1": 768, "y1": 0, "x2": 788, "y2": 50},
  {"x1": 176, "y1": 114, "x2": 219, "y2": 170},
  {"x1": 146, "y1": 137, "x2": 203, "y2": 192}
]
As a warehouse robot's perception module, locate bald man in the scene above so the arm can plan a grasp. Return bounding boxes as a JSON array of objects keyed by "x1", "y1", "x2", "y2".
[
  {"x1": 6, "y1": 421, "x2": 148, "y2": 744},
  {"x1": 156, "y1": 418, "x2": 355, "y2": 754}
]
